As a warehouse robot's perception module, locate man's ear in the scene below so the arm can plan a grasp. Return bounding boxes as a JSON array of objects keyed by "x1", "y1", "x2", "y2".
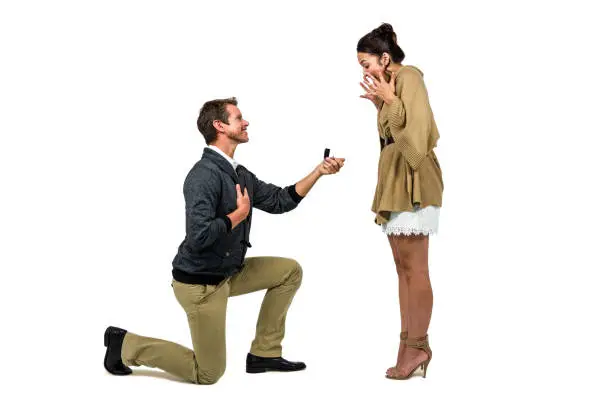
[{"x1": 212, "y1": 119, "x2": 225, "y2": 134}]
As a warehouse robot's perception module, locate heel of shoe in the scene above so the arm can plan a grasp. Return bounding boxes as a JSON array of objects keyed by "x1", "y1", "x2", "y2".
[
  {"x1": 422, "y1": 360, "x2": 430, "y2": 378},
  {"x1": 398, "y1": 334, "x2": 432, "y2": 380},
  {"x1": 104, "y1": 328, "x2": 110, "y2": 347}
]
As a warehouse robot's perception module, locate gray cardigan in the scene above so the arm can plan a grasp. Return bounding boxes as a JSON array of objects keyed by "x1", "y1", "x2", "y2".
[{"x1": 172, "y1": 147, "x2": 303, "y2": 284}]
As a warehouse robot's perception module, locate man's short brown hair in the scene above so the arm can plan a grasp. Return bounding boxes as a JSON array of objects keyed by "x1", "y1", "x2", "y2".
[{"x1": 196, "y1": 97, "x2": 238, "y2": 144}]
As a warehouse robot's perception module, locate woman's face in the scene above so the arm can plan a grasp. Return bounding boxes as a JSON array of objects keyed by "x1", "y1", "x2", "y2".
[{"x1": 358, "y1": 52, "x2": 387, "y2": 78}]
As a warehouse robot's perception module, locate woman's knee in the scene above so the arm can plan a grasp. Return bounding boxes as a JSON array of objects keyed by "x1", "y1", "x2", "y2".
[{"x1": 396, "y1": 262, "x2": 429, "y2": 278}]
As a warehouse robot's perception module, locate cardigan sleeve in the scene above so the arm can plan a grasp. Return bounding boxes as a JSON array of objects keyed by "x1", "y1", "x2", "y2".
[
  {"x1": 183, "y1": 168, "x2": 229, "y2": 251},
  {"x1": 250, "y1": 171, "x2": 302, "y2": 214},
  {"x1": 386, "y1": 69, "x2": 432, "y2": 170}
]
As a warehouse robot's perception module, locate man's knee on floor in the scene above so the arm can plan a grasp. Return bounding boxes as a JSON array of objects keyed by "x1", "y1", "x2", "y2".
[{"x1": 195, "y1": 366, "x2": 226, "y2": 385}]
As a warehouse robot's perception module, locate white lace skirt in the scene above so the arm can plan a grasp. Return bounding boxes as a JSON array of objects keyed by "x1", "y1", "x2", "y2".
[{"x1": 381, "y1": 206, "x2": 440, "y2": 236}]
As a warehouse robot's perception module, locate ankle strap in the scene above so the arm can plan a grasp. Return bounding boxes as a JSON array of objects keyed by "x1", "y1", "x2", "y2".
[
  {"x1": 400, "y1": 334, "x2": 431, "y2": 358},
  {"x1": 405, "y1": 335, "x2": 428, "y2": 347},
  {"x1": 400, "y1": 333, "x2": 428, "y2": 344}
]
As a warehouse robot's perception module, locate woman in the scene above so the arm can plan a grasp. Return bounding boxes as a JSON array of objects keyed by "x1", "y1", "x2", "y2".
[{"x1": 357, "y1": 23, "x2": 443, "y2": 380}]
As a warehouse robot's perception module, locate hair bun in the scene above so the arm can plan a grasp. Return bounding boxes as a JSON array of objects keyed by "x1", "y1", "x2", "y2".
[
  {"x1": 357, "y1": 23, "x2": 405, "y2": 63},
  {"x1": 373, "y1": 23, "x2": 394, "y2": 35},
  {"x1": 378, "y1": 23, "x2": 394, "y2": 34},
  {"x1": 373, "y1": 23, "x2": 397, "y2": 43}
]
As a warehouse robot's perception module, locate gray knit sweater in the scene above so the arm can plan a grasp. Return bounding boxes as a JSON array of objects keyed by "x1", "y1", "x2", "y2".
[{"x1": 172, "y1": 147, "x2": 303, "y2": 284}]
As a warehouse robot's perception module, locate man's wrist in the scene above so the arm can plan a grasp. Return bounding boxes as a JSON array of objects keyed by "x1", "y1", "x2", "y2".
[
  {"x1": 237, "y1": 208, "x2": 248, "y2": 221},
  {"x1": 227, "y1": 208, "x2": 248, "y2": 229}
]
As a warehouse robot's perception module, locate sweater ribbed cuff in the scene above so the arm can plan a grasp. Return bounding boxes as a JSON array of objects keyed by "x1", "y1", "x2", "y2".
[
  {"x1": 388, "y1": 96, "x2": 406, "y2": 128},
  {"x1": 395, "y1": 136, "x2": 426, "y2": 170},
  {"x1": 221, "y1": 215, "x2": 232, "y2": 231},
  {"x1": 288, "y1": 184, "x2": 304, "y2": 203}
]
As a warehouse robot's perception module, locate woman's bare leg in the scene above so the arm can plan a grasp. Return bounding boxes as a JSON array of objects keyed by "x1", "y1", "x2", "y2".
[
  {"x1": 386, "y1": 236, "x2": 408, "y2": 376},
  {"x1": 387, "y1": 234, "x2": 433, "y2": 377}
]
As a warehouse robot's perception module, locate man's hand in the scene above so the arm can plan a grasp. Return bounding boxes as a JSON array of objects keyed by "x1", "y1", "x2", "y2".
[
  {"x1": 228, "y1": 184, "x2": 250, "y2": 228},
  {"x1": 236, "y1": 184, "x2": 250, "y2": 218},
  {"x1": 317, "y1": 157, "x2": 345, "y2": 176},
  {"x1": 294, "y1": 157, "x2": 346, "y2": 198}
]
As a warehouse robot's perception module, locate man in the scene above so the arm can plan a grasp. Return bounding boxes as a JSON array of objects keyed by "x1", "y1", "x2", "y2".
[{"x1": 103, "y1": 97, "x2": 345, "y2": 384}]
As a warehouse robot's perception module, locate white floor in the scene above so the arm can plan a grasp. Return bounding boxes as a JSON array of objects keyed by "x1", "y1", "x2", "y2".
[{"x1": 3, "y1": 1, "x2": 612, "y2": 406}]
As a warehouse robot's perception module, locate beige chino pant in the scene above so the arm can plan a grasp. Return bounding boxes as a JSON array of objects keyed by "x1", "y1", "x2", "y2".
[{"x1": 120, "y1": 257, "x2": 303, "y2": 384}]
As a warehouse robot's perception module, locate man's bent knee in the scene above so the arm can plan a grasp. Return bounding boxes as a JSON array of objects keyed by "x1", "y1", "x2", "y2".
[
  {"x1": 289, "y1": 259, "x2": 303, "y2": 286},
  {"x1": 195, "y1": 366, "x2": 226, "y2": 385}
]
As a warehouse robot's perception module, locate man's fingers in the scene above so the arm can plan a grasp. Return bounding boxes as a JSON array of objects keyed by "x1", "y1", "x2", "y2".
[
  {"x1": 333, "y1": 158, "x2": 345, "y2": 171},
  {"x1": 235, "y1": 184, "x2": 242, "y2": 197},
  {"x1": 325, "y1": 158, "x2": 340, "y2": 172},
  {"x1": 322, "y1": 157, "x2": 347, "y2": 173},
  {"x1": 243, "y1": 187, "x2": 249, "y2": 199}
]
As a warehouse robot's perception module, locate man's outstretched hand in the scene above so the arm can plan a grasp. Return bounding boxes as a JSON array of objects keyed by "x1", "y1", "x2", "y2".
[{"x1": 317, "y1": 157, "x2": 345, "y2": 176}]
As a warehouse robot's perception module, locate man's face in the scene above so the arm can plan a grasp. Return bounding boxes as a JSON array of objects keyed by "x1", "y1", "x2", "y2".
[{"x1": 222, "y1": 104, "x2": 249, "y2": 144}]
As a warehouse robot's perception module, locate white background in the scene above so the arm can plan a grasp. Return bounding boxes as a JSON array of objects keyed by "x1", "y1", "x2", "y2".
[{"x1": 1, "y1": 0, "x2": 611, "y2": 406}]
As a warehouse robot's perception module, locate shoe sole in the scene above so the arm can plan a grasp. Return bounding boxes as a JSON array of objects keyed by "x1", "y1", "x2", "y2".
[
  {"x1": 246, "y1": 367, "x2": 267, "y2": 374},
  {"x1": 246, "y1": 366, "x2": 306, "y2": 374}
]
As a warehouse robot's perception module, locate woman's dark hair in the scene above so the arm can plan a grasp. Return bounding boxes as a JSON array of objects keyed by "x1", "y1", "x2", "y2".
[
  {"x1": 197, "y1": 97, "x2": 238, "y2": 144},
  {"x1": 357, "y1": 23, "x2": 405, "y2": 64}
]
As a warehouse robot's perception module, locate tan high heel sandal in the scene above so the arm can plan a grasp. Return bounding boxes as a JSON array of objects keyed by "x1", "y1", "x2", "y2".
[{"x1": 386, "y1": 333, "x2": 432, "y2": 380}]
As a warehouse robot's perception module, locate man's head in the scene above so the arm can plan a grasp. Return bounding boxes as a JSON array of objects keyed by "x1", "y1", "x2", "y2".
[{"x1": 196, "y1": 97, "x2": 250, "y2": 145}]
